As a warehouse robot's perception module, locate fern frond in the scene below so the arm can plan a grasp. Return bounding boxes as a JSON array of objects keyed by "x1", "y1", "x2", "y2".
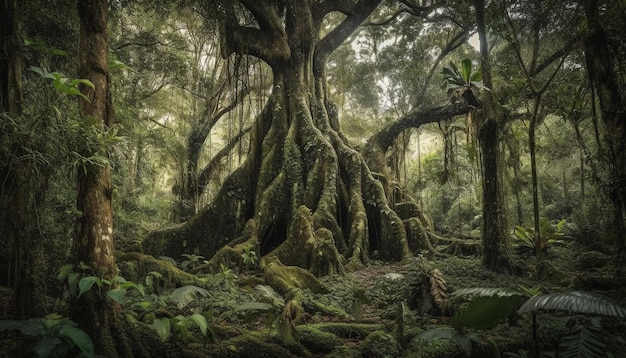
[{"x1": 518, "y1": 291, "x2": 626, "y2": 318}]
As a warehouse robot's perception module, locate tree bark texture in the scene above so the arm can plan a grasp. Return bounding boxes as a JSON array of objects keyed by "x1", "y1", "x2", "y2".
[
  {"x1": 0, "y1": 0, "x2": 23, "y2": 114},
  {"x1": 474, "y1": 0, "x2": 519, "y2": 273},
  {"x1": 583, "y1": 0, "x2": 626, "y2": 281},
  {"x1": 71, "y1": 1, "x2": 131, "y2": 356}
]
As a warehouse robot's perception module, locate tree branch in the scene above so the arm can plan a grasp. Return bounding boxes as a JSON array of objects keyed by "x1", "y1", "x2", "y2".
[
  {"x1": 196, "y1": 126, "x2": 252, "y2": 191},
  {"x1": 218, "y1": 1, "x2": 290, "y2": 64},
  {"x1": 368, "y1": 102, "x2": 473, "y2": 151},
  {"x1": 314, "y1": 0, "x2": 382, "y2": 76}
]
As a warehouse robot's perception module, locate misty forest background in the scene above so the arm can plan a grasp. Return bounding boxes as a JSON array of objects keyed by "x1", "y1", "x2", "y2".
[{"x1": 1, "y1": 0, "x2": 626, "y2": 357}]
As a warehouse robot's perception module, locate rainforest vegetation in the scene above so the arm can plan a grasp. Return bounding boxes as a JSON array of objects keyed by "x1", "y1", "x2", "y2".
[{"x1": 1, "y1": 0, "x2": 626, "y2": 357}]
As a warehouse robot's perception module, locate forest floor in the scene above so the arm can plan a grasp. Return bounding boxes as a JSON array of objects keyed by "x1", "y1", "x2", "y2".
[
  {"x1": 127, "y1": 239, "x2": 626, "y2": 358},
  {"x1": 2, "y1": 239, "x2": 626, "y2": 357}
]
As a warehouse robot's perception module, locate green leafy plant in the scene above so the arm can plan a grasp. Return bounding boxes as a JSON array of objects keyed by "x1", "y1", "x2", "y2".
[
  {"x1": 170, "y1": 285, "x2": 211, "y2": 311},
  {"x1": 442, "y1": 58, "x2": 488, "y2": 108},
  {"x1": 234, "y1": 285, "x2": 288, "y2": 338},
  {"x1": 240, "y1": 244, "x2": 259, "y2": 270},
  {"x1": 77, "y1": 275, "x2": 145, "y2": 304},
  {"x1": 151, "y1": 313, "x2": 214, "y2": 343},
  {"x1": 181, "y1": 253, "x2": 205, "y2": 271},
  {"x1": 29, "y1": 66, "x2": 95, "y2": 102},
  {"x1": 144, "y1": 271, "x2": 164, "y2": 294},
  {"x1": 0, "y1": 314, "x2": 94, "y2": 358},
  {"x1": 518, "y1": 290, "x2": 626, "y2": 358},
  {"x1": 57, "y1": 263, "x2": 144, "y2": 304},
  {"x1": 415, "y1": 287, "x2": 524, "y2": 357},
  {"x1": 513, "y1": 218, "x2": 570, "y2": 255},
  {"x1": 417, "y1": 287, "x2": 626, "y2": 358},
  {"x1": 213, "y1": 263, "x2": 238, "y2": 291}
]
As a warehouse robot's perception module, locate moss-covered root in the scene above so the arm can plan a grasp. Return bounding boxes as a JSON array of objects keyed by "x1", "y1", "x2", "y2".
[
  {"x1": 261, "y1": 256, "x2": 351, "y2": 319},
  {"x1": 117, "y1": 251, "x2": 204, "y2": 288},
  {"x1": 261, "y1": 256, "x2": 329, "y2": 295},
  {"x1": 209, "y1": 333, "x2": 303, "y2": 358},
  {"x1": 268, "y1": 205, "x2": 346, "y2": 276},
  {"x1": 191, "y1": 235, "x2": 260, "y2": 274}
]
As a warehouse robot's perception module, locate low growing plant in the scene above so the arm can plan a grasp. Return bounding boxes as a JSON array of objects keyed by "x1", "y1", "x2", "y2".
[{"x1": 0, "y1": 313, "x2": 94, "y2": 358}]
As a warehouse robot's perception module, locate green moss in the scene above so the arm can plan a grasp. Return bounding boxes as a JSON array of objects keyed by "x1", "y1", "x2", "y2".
[
  {"x1": 307, "y1": 323, "x2": 383, "y2": 339},
  {"x1": 297, "y1": 325, "x2": 342, "y2": 353},
  {"x1": 359, "y1": 330, "x2": 401, "y2": 358}
]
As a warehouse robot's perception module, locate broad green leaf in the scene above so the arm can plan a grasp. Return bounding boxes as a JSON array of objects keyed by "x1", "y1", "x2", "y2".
[
  {"x1": 470, "y1": 70, "x2": 483, "y2": 82},
  {"x1": 451, "y1": 295, "x2": 522, "y2": 330},
  {"x1": 461, "y1": 59, "x2": 472, "y2": 84},
  {"x1": 170, "y1": 285, "x2": 210, "y2": 310},
  {"x1": 106, "y1": 288, "x2": 126, "y2": 304},
  {"x1": 518, "y1": 291, "x2": 626, "y2": 318},
  {"x1": 70, "y1": 78, "x2": 95, "y2": 89},
  {"x1": 152, "y1": 318, "x2": 171, "y2": 342},
  {"x1": 120, "y1": 281, "x2": 145, "y2": 296},
  {"x1": 68, "y1": 272, "x2": 81, "y2": 296},
  {"x1": 34, "y1": 336, "x2": 62, "y2": 358},
  {"x1": 78, "y1": 276, "x2": 101, "y2": 297},
  {"x1": 59, "y1": 326, "x2": 95, "y2": 356},
  {"x1": 57, "y1": 264, "x2": 75, "y2": 281},
  {"x1": 190, "y1": 313, "x2": 208, "y2": 336}
]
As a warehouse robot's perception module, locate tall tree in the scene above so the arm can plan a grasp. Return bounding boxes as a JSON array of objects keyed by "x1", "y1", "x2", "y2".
[
  {"x1": 146, "y1": 0, "x2": 430, "y2": 272},
  {"x1": 583, "y1": 0, "x2": 626, "y2": 281},
  {"x1": 70, "y1": 1, "x2": 128, "y2": 355},
  {"x1": 474, "y1": 0, "x2": 520, "y2": 272}
]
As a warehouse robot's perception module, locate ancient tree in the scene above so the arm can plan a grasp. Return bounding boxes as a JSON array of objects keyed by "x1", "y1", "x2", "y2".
[{"x1": 146, "y1": 0, "x2": 477, "y2": 274}]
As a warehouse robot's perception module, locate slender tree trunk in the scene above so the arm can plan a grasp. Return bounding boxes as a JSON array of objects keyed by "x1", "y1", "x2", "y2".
[
  {"x1": 474, "y1": 0, "x2": 519, "y2": 273},
  {"x1": 583, "y1": 0, "x2": 626, "y2": 281},
  {"x1": 71, "y1": 1, "x2": 126, "y2": 356}
]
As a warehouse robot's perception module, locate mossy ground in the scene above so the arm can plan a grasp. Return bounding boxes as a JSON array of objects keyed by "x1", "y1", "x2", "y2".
[{"x1": 2, "y1": 239, "x2": 625, "y2": 357}]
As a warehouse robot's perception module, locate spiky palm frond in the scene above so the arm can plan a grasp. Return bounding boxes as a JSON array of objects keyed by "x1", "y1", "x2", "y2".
[{"x1": 518, "y1": 291, "x2": 626, "y2": 318}]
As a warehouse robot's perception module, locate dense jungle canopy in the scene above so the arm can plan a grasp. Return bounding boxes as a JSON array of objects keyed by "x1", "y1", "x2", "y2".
[{"x1": 1, "y1": 0, "x2": 626, "y2": 357}]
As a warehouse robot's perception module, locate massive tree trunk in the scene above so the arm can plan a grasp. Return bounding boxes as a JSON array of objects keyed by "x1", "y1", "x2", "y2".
[
  {"x1": 146, "y1": 0, "x2": 443, "y2": 273},
  {"x1": 474, "y1": 0, "x2": 520, "y2": 273},
  {"x1": 583, "y1": 0, "x2": 626, "y2": 281}
]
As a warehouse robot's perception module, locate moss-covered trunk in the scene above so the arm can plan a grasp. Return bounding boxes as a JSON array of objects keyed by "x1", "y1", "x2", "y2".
[{"x1": 144, "y1": 1, "x2": 420, "y2": 274}]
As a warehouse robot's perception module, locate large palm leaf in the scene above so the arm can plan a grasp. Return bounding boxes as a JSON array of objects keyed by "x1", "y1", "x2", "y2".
[{"x1": 518, "y1": 291, "x2": 626, "y2": 318}]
